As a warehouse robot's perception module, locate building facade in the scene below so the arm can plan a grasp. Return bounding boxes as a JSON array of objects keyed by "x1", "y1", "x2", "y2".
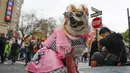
[{"x1": 0, "y1": 0, "x2": 24, "y2": 36}]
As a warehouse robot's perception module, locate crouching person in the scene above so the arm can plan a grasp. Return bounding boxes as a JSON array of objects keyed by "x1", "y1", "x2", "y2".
[{"x1": 91, "y1": 27, "x2": 127, "y2": 67}]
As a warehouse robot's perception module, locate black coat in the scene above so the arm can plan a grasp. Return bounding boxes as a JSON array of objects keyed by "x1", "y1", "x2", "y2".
[
  {"x1": 90, "y1": 39, "x2": 98, "y2": 57},
  {"x1": 99, "y1": 32, "x2": 127, "y2": 63},
  {"x1": 89, "y1": 39, "x2": 98, "y2": 66},
  {"x1": 10, "y1": 43, "x2": 20, "y2": 56},
  {"x1": 0, "y1": 37, "x2": 6, "y2": 54}
]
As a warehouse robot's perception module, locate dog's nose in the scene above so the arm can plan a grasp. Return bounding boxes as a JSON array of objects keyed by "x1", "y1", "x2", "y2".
[{"x1": 69, "y1": 17, "x2": 77, "y2": 24}]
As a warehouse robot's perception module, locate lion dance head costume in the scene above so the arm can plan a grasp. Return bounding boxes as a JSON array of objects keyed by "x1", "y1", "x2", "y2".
[{"x1": 26, "y1": 4, "x2": 91, "y2": 73}]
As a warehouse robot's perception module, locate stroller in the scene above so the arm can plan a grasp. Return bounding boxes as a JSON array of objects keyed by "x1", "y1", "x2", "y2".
[{"x1": 18, "y1": 47, "x2": 26, "y2": 61}]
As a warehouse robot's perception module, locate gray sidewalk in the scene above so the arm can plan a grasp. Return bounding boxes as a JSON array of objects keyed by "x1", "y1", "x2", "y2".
[
  {"x1": 78, "y1": 61, "x2": 130, "y2": 73},
  {"x1": 1, "y1": 60, "x2": 130, "y2": 73},
  {"x1": 0, "y1": 63, "x2": 27, "y2": 73},
  {"x1": 79, "y1": 66, "x2": 130, "y2": 73}
]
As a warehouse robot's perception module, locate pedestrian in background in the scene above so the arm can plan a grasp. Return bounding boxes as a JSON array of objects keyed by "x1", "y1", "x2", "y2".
[
  {"x1": 4, "y1": 40, "x2": 10, "y2": 60},
  {"x1": 33, "y1": 44, "x2": 38, "y2": 54},
  {"x1": 10, "y1": 39, "x2": 20, "y2": 64},
  {"x1": 39, "y1": 38, "x2": 46, "y2": 49},
  {"x1": 89, "y1": 37, "x2": 98, "y2": 66},
  {"x1": 0, "y1": 34, "x2": 6, "y2": 64},
  {"x1": 25, "y1": 42, "x2": 30, "y2": 66}
]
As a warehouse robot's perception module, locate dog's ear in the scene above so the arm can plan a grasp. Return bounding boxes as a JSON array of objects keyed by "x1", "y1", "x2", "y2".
[
  {"x1": 63, "y1": 12, "x2": 68, "y2": 18},
  {"x1": 80, "y1": 4, "x2": 89, "y2": 16},
  {"x1": 64, "y1": 4, "x2": 79, "y2": 18},
  {"x1": 67, "y1": 4, "x2": 77, "y2": 12},
  {"x1": 63, "y1": 12, "x2": 73, "y2": 18}
]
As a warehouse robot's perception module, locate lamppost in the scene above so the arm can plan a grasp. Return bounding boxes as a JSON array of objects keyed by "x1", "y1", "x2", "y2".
[{"x1": 127, "y1": 8, "x2": 130, "y2": 46}]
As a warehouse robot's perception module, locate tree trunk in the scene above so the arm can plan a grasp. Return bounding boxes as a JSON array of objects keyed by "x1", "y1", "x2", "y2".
[{"x1": 20, "y1": 39, "x2": 24, "y2": 46}]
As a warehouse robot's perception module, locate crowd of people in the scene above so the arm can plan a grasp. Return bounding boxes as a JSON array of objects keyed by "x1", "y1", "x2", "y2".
[
  {"x1": 0, "y1": 27, "x2": 130, "y2": 68},
  {"x1": 0, "y1": 36, "x2": 20, "y2": 64},
  {"x1": 22, "y1": 38, "x2": 45, "y2": 66},
  {"x1": 0, "y1": 35, "x2": 45, "y2": 65}
]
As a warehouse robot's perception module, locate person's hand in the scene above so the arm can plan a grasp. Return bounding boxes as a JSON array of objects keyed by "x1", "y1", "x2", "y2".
[
  {"x1": 101, "y1": 47, "x2": 106, "y2": 51},
  {"x1": 87, "y1": 48, "x2": 91, "y2": 53},
  {"x1": 91, "y1": 60, "x2": 97, "y2": 67}
]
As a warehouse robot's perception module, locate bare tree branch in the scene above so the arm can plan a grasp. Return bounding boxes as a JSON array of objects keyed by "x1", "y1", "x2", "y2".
[
  {"x1": 18, "y1": 11, "x2": 58, "y2": 46},
  {"x1": 18, "y1": 12, "x2": 42, "y2": 45}
]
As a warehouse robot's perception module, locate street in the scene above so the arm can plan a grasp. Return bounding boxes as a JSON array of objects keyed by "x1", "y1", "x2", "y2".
[
  {"x1": 1, "y1": 60, "x2": 130, "y2": 73},
  {"x1": 0, "y1": 60, "x2": 90, "y2": 73},
  {"x1": 80, "y1": 66, "x2": 130, "y2": 73},
  {"x1": 78, "y1": 61, "x2": 130, "y2": 73},
  {"x1": 0, "y1": 61, "x2": 26, "y2": 73}
]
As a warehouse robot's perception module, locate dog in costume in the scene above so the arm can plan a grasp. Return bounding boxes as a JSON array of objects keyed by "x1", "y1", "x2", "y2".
[{"x1": 26, "y1": 4, "x2": 91, "y2": 73}]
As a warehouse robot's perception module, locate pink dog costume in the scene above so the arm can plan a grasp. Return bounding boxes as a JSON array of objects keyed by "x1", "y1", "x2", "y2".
[{"x1": 26, "y1": 4, "x2": 90, "y2": 73}]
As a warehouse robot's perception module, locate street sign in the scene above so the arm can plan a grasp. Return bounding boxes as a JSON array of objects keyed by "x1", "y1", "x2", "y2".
[
  {"x1": 92, "y1": 17, "x2": 102, "y2": 28},
  {"x1": 91, "y1": 7, "x2": 100, "y2": 12},
  {"x1": 91, "y1": 11, "x2": 102, "y2": 18}
]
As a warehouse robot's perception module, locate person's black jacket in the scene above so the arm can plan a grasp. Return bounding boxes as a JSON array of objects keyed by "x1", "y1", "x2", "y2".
[
  {"x1": 90, "y1": 39, "x2": 98, "y2": 56},
  {"x1": 89, "y1": 39, "x2": 98, "y2": 66},
  {"x1": 0, "y1": 37, "x2": 6, "y2": 54},
  {"x1": 99, "y1": 32, "x2": 127, "y2": 63},
  {"x1": 10, "y1": 42, "x2": 20, "y2": 56}
]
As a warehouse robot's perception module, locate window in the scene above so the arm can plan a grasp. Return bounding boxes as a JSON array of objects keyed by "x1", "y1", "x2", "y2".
[
  {"x1": 7, "y1": 10, "x2": 11, "y2": 16},
  {"x1": 8, "y1": 1, "x2": 13, "y2": 6},
  {"x1": 6, "y1": 16, "x2": 11, "y2": 20},
  {"x1": 8, "y1": 6, "x2": 12, "y2": 11}
]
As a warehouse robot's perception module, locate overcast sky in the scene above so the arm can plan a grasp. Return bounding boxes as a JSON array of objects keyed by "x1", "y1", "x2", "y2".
[{"x1": 21, "y1": 0, "x2": 130, "y2": 33}]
